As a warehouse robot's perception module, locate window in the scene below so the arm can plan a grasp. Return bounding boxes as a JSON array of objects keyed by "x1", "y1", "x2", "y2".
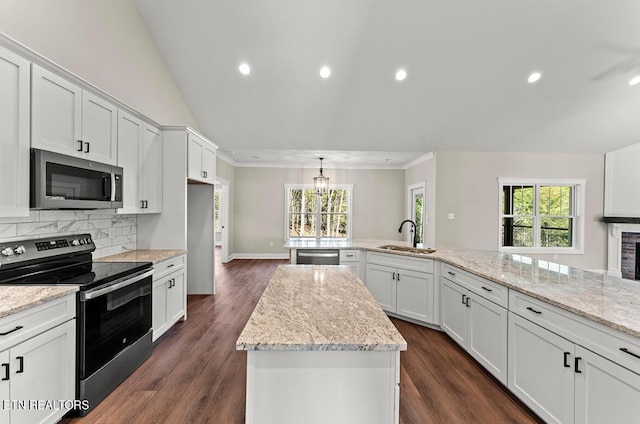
[
  {"x1": 498, "y1": 178, "x2": 585, "y2": 254},
  {"x1": 285, "y1": 184, "x2": 353, "y2": 240}
]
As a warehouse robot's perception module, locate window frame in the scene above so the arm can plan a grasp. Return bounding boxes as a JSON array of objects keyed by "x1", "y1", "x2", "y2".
[
  {"x1": 497, "y1": 178, "x2": 585, "y2": 254},
  {"x1": 284, "y1": 184, "x2": 354, "y2": 241}
]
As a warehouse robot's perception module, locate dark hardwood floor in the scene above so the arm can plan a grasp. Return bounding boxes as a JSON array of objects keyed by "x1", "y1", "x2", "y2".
[{"x1": 62, "y1": 251, "x2": 542, "y2": 424}]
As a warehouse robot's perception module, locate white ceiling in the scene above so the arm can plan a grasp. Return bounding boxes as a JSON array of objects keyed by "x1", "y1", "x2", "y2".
[{"x1": 134, "y1": 0, "x2": 640, "y2": 168}]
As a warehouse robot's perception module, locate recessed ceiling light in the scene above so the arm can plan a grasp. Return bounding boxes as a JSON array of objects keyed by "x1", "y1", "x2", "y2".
[
  {"x1": 320, "y1": 66, "x2": 331, "y2": 79},
  {"x1": 395, "y1": 69, "x2": 407, "y2": 81},
  {"x1": 629, "y1": 75, "x2": 640, "y2": 86},
  {"x1": 527, "y1": 72, "x2": 542, "y2": 84},
  {"x1": 239, "y1": 62, "x2": 251, "y2": 75}
]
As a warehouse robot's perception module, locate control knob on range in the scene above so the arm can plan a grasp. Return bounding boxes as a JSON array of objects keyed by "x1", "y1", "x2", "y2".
[
  {"x1": 70, "y1": 239, "x2": 81, "y2": 246},
  {"x1": 1, "y1": 247, "x2": 15, "y2": 256},
  {"x1": 14, "y1": 246, "x2": 26, "y2": 255}
]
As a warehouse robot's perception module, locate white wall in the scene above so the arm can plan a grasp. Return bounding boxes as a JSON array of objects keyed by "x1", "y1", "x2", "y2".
[
  {"x1": 0, "y1": 0, "x2": 199, "y2": 129},
  {"x1": 233, "y1": 167, "x2": 405, "y2": 256},
  {"x1": 434, "y1": 151, "x2": 607, "y2": 270}
]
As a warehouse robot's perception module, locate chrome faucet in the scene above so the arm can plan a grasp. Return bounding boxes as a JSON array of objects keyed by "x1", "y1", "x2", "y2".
[{"x1": 398, "y1": 219, "x2": 418, "y2": 247}]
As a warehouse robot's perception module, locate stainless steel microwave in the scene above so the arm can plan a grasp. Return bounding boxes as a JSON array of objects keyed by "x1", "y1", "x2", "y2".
[{"x1": 30, "y1": 148, "x2": 123, "y2": 209}]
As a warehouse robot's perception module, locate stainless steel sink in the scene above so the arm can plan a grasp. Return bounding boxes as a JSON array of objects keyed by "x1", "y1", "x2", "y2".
[{"x1": 377, "y1": 245, "x2": 436, "y2": 255}]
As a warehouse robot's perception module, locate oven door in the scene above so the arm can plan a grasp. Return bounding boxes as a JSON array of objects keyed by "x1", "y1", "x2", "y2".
[{"x1": 78, "y1": 269, "x2": 153, "y2": 378}]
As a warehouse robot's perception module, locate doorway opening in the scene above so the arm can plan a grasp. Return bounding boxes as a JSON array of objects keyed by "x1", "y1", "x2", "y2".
[
  {"x1": 408, "y1": 183, "x2": 425, "y2": 247},
  {"x1": 215, "y1": 178, "x2": 230, "y2": 263}
]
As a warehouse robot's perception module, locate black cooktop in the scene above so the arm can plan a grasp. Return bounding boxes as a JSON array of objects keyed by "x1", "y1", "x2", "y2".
[{"x1": 1, "y1": 258, "x2": 152, "y2": 291}]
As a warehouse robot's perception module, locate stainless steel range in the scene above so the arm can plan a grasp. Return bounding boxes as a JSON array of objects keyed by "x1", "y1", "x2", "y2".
[{"x1": 0, "y1": 234, "x2": 153, "y2": 416}]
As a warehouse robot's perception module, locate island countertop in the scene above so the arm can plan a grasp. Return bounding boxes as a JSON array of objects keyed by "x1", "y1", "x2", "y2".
[{"x1": 236, "y1": 265, "x2": 407, "y2": 351}]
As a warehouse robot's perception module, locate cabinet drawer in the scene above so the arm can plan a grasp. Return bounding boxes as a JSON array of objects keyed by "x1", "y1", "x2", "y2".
[
  {"x1": 154, "y1": 255, "x2": 185, "y2": 280},
  {"x1": 441, "y1": 263, "x2": 508, "y2": 308},
  {"x1": 0, "y1": 293, "x2": 76, "y2": 352},
  {"x1": 366, "y1": 252, "x2": 433, "y2": 273},
  {"x1": 340, "y1": 249, "x2": 361, "y2": 262},
  {"x1": 510, "y1": 290, "x2": 640, "y2": 376}
]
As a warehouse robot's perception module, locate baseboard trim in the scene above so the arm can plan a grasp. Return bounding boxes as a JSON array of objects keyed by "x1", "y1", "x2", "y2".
[{"x1": 228, "y1": 253, "x2": 290, "y2": 260}]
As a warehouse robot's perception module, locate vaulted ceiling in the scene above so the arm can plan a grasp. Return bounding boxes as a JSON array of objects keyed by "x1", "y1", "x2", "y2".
[{"x1": 134, "y1": 0, "x2": 640, "y2": 167}]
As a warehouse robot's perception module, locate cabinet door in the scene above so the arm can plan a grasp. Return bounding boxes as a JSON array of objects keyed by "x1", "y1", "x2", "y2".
[
  {"x1": 117, "y1": 110, "x2": 142, "y2": 214},
  {"x1": 508, "y1": 312, "x2": 574, "y2": 424},
  {"x1": 0, "y1": 45, "x2": 30, "y2": 217},
  {"x1": 0, "y1": 349, "x2": 9, "y2": 424},
  {"x1": 202, "y1": 143, "x2": 216, "y2": 184},
  {"x1": 11, "y1": 320, "x2": 75, "y2": 424},
  {"x1": 152, "y1": 276, "x2": 169, "y2": 342},
  {"x1": 31, "y1": 64, "x2": 82, "y2": 156},
  {"x1": 440, "y1": 278, "x2": 467, "y2": 347},
  {"x1": 167, "y1": 272, "x2": 185, "y2": 323},
  {"x1": 396, "y1": 269, "x2": 433, "y2": 323},
  {"x1": 365, "y1": 264, "x2": 396, "y2": 313},
  {"x1": 467, "y1": 295, "x2": 508, "y2": 384},
  {"x1": 140, "y1": 124, "x2": 163, "y2": 213},
  {"x1": 187, "y1": 133, "x2": 204, "y2": 181},
  {"x1": 81, "y1": 91, "x2": 117, "y2": 164},
  {"x1": 574, "y1": 345, "x2": 640, "y2": 424}
]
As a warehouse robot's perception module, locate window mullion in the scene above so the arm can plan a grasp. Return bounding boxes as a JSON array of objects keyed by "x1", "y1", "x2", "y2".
[
  {"x1": 316, "y1": 194, "x2": 322, "y2": 240},
  {"x1": 533, "y1": 185, "x2": 540, "y2": 248}
]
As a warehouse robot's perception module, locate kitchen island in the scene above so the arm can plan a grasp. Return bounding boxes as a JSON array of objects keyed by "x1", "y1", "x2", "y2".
[{"x1": 236, "y1": 265, "x2": 406, "y2": 424}]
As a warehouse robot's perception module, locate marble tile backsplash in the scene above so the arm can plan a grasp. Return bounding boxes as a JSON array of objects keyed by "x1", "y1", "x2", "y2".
[{"x1": 0, "y1": 210, "x2": 137, "y2": 258}]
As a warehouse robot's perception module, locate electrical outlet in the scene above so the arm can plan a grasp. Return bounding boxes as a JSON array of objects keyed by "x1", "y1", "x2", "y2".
[
  {"x1": 269, "y1": 241, "x2": 274, "y2": 247},
  {"x1": 448, "y1": 213, "x2": 455, "y2": 220}
]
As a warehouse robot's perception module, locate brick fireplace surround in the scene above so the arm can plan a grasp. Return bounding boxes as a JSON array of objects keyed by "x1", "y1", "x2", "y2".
[{"x1": 608, "y1": 223, "x2": 640, "y2": 279}]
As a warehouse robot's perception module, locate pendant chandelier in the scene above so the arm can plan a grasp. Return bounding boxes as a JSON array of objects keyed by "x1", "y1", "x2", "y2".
[{"x1": 313, "y1": 157, "x2": 329, "y2": 195}]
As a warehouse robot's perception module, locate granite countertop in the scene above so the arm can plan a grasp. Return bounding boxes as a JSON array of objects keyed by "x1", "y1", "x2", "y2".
[
  {"x1": 236, "y1": 265, "x2": 407, "y2": 351},
  {"x1": 285, "y1": 239, "x2": 640, "y2": 339},
  {"x1": 96, "y1": 249, "x2": 186, "y2": 264},
  {"x1": 0, "y1": 286, "x2": 78, "y2": 319}
]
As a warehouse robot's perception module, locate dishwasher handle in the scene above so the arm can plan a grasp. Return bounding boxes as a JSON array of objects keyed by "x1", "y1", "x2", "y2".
[{"x1": 297, "y1": 252, "x2": 339, "y2": 258}]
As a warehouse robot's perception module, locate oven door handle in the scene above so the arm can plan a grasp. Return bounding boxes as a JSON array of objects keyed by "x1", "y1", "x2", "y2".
[{"x1": 82, "y1": 269, "x2": 154, "y2": 300}]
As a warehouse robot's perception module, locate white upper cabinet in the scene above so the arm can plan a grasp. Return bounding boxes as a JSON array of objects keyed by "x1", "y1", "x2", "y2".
[
  {"x1": 117, "y1": 110, "x2": 163, "y2": 214},
  {"x1": 0, "y1": 44, "x2": 30, "y2": 217},
  {"x1": 81, "y1": 90, "x2": 118, "y2": 164},
  {"x1": 140, "y1": 124, "x2": 163, "y2": 213},
  {"x1": 187, "y1": 131, "x2": 216, "y2": 184},
  {"x1": 32, "y1": 64, "x2": 117, "y2": 165}
]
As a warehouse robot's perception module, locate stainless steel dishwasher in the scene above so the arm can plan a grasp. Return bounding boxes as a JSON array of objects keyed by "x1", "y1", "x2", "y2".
[{"x1": 295, "y1": 249, "x2": 340, "y2": 265}]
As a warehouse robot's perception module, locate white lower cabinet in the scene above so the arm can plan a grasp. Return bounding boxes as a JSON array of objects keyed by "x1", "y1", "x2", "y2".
[
  {"x1": 574, "y1": 345, "x2": 640, "y2": 423},
  {"x1": 441, "y1": 276, "x2": 508, "y2": 384},
  {"x1": 365, "y1": 252, "x2": 434, "y2": 324},
  {"x1": 508, "y1": 312, "x2": 574, "y2": 424},
  {"x1": 508, "y1": 296, "x2": 640, "y2": 424},
  {"x1": 152, "y1": 256, "x2": 186, "y2": 341},
  {"x1": 0, "y1": 295, "x2": 76, "y2": 424},
  {"x1": 339, "y1": 250, "x2": 361, "y2": 279}
]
